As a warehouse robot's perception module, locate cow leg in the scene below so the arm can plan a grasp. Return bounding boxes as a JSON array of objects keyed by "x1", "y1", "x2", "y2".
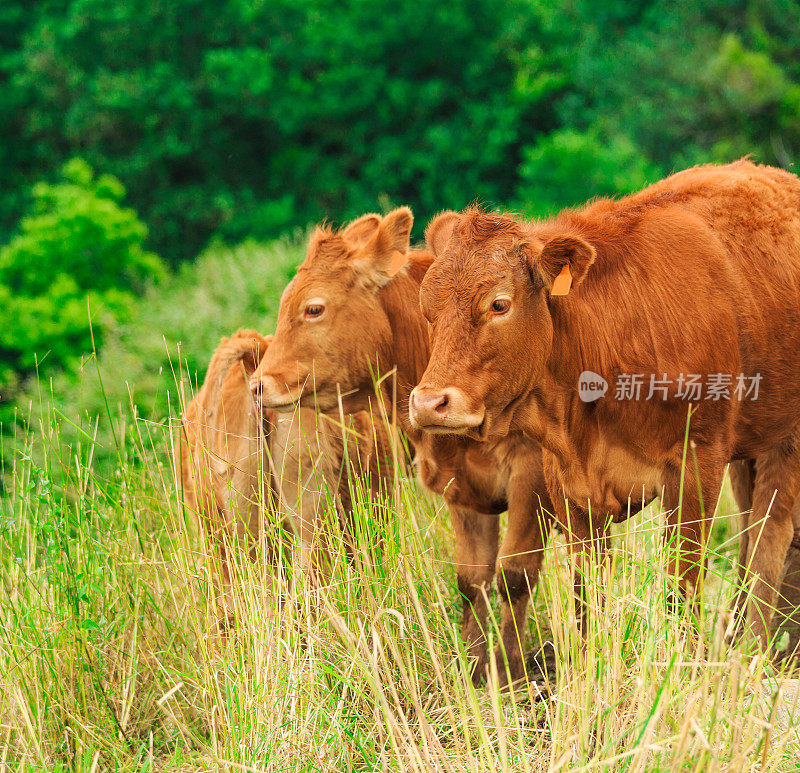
[
  {"x1": 777, "y1": 547, "x2": 800, "y2": 663},
  {"x1": 494, "y1": 472, "x2": 552, "y2": 685},
  {"x1": 774, "y1": 524, "x2": 800, "y2": 663},
  {"x1": 781, "y1": 494, "x2": 800, "y2": 661},
  {"x1": 661, "y1": 445, "x2": 725, "y2": 613},
  {"x1": 451, "y1": 505, "x2": 500, "y2": 684},
  {"x1": 566, "y1": 503, "x2": 608, "y2": 635},
  {"x1": 728, "y1": 459, "x2": 756, "y2": 634},
  {"x1": 214, "y1": 533, "x2": 237, "y2": 631},
  {"x1": 727, "y1": 459, "x2": 800, "y2": 651},
  {"x1": 540, "y1": 450, "x2": 600, "y2": 633},
  {"x1": 744, "y1": 434, "x2": 800, "y2": 646},
  {"x1": 272, "y1": 411, "x2": 340, "y2": 585}
]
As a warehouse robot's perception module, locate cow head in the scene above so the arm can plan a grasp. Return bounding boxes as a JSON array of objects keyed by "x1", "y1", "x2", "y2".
[
  {"x1": 250, "y1": 207, "x2": 414, "y2": 412},
  {"x1": 410, "y1": 208, "x2": 595, "y2": 439}
]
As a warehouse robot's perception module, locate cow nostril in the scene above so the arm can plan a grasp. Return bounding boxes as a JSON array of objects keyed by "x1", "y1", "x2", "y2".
[
  {"x1": 434, "y1": 394, "x2": 449, "y2": 414},
  {"x1": 250, "y1": 379, "x2": 262, "y2": 397}
]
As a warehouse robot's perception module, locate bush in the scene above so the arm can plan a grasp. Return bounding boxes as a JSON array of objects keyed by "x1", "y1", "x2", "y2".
[
  {"x1": 0, "y1": 159, "x2": 164, "y2": 426},
  {"x1": 11, "y1": 237, "x2": 302, "y2": 473},
  {"x1": 515, "y1": 129, "x2": 663, "y2": 218}
]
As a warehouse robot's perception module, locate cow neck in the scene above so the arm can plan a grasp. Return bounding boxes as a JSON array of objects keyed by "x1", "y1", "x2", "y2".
[
  {"x1": 525, "y1": 293, "x2": 609, "y2": 467},
  {"x1": 375, "y1": 262, "x2": 431, "y2": 436},
  {"x1": 517, "y1": 370, "x2": 575, "y2": 467}
]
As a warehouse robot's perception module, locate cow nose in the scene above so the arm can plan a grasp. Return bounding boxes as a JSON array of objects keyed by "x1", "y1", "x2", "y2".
[
  {"x1": 249, "y1": 376, "x2": 262, "y2": 398},
  {"x1": 410, "y1": 385, "x2": 486, "y2": 431},
  {"x1": 410, "y1": 388, "x2": 452, "y2": 422},
  {"x1": 411, "y1": 385, "x2": 477, "y2": 428}
]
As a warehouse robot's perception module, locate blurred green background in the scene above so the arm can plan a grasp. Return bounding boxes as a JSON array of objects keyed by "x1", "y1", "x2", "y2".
[{"x1": 1, "y1": 0, "x2": 799, "y2": 466}]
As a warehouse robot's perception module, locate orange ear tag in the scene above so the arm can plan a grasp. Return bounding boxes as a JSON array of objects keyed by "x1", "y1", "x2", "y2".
[
  {"x1": 386, "y1": 250, "x2": 409, "y2": 277},
  {"x1": 550, "y1": 264, "x2": 572, "y2": 296}
]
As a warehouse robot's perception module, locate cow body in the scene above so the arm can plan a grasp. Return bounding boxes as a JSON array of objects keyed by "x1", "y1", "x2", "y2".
[
  {"x1": 251, "y1": 210, "x2": 552, "y2": 683},
  {"x1": 180, "y1": 330, "x2": 275, "y2": 594},
  {"x1": 413, "y1": 160, "x2": 800, "y2": 645},
  {"x1": 180, "y1": 330, "x2": 393, "y2": 628}
]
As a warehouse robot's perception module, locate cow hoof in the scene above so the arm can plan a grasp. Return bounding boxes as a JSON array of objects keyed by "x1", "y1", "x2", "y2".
[
  {"x1": 487, "y1": 641, "x2": 556, "y2": 699},
  {"x1": 489, "y1": 648, "x2": 525, "y2": 689},
  {"x1": 470, "y1": 659, "x2": 491, "y2": 687},
  {"x1": 466, "y1": 649, "x2": 490, "y2": 687},
  {"x1": 522, "y1": 639, "x2": 557, "y2": 700}
]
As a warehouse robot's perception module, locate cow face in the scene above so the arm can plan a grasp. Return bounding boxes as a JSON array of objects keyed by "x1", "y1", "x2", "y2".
[
  {"x1": 250, "y1": 208, "x2": 414, "y2": 412},
  {"x1": 410, "y1": 208, "x2": 595, "y2": 439}
]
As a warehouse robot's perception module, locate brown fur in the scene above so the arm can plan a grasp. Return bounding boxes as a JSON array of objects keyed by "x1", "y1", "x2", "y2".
[
  {"x1": 250, "y1": 210, "x2": 553, "y2": 684},
  {"x1": 415, "y1": 160, "x2": 800, "y2": 646},
  {"x1": 729, "y1": 460, "x2": 800, "y2": 651},
  {"x1": 179, "y1": 330, "x2": 274, "y2": 625},
  {"x1": 179, "y1": 330, "x2": 394, "y2": 628}
]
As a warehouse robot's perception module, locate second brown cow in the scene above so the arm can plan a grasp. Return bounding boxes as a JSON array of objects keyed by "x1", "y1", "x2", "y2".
[{"x1": 180, "y1": 330, "x2": 395, "y2": 628}]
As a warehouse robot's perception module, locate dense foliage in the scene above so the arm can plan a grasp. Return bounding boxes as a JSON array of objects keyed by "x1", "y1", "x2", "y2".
[
  {"x1": 7, "y1": 239, "x2": 299, "y2": 471},
  {"x1": 1, "y1": 0, "x2": 799, "y2": 442},
  {"x1": 2, "y1": 0, "x2": 798, "y2": 266},
  {"x1": 0, "y1": 160, "x2": 163, "y2": 427}
]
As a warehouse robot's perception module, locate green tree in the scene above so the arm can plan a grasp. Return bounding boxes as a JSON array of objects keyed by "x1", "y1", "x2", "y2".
[
  {"x1": 1, "y1": 0, "x2": 561, "y2": 264},
  {"x1": 1, "y1": 0, "x2": 799, "y2": 267},
  {"x1": 515, "y1": 128, "x2": 662, "y2": 217},
  {"x1": 0, "y1": 159, "x2": 163, "y2": 422},
  {"x1": 547, "y1": 0, "x2": 800, "y2": 171}
]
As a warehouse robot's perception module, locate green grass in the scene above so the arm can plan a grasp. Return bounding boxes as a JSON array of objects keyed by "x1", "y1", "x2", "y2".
[{"x1": 2, "y1": 372, "x2": 800, "y2": 771}]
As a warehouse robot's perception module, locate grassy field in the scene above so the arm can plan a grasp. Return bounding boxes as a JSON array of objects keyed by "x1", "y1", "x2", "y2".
[
  {"x1": 2, "y1": 387, "x2": 800, "y2": 771},
  {"x1": 2, "y1": 238, "x2": 800, "y2": 770}
]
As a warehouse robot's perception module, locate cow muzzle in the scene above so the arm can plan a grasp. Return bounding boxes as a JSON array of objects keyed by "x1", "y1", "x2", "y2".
[
  {"x1": 408, "y1": 385, "x2": 485, "y2": 434},
  {"x1": 249, "y1": 371, "x2": 303, "y2": 411}
]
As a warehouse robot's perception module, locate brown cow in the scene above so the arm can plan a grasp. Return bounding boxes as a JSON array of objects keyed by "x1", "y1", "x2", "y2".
[
  {"x1": 410, "y1": 160, "x2": 800, "y2": 647},
  {"x1": 180, "y1": 329, "x2": 392, "y2": 626},
  {"x1": 180, "y1": 329, "x2": 275, "y2": 615},
  {"x1": 250, "y1": 209, "x2": 554, "y2": 684}
]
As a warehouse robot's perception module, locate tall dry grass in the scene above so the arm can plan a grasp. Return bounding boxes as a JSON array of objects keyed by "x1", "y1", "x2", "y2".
[{"x1": 1, "y1": 370, "x2": 799, "y2": 771}]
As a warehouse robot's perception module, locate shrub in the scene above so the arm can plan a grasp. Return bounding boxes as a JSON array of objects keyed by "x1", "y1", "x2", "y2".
[
  {"x1": 0, "y1": 159, "x2": 164, "y2": 426},
  {"x1": 10, "y1": 238, "x2": 302, "y2": 474},
  {"x1": 515, "y1": 129, "x2": 662, "y2": 218}
]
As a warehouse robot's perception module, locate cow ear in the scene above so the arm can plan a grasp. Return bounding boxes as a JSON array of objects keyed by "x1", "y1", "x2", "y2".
[
  {"x1": 237, "y1": 331, "x2": 273, "y2": 374},
  {"x1": 352, "y1": 207, "x2": 414, "y2": 287},
  {"x1": 342, "y1": 213, "x2": 381, "y2": 247},
  {"x1": 535, "y1": 235, "x2": 596, "y2": 295},
  {"x1": 425, "y1": 211, "x2": 459, "y2": 257},
  {"x1": 377, "y1": 206, "x2": 414, "y2": 256}
]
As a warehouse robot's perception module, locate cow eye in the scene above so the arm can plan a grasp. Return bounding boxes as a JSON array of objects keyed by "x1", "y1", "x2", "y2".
[
  {"x1": 304, "y1": 303, "x2": 325, "y2": 320},
  {"x1": 491, "y1": 298, "x2": 511, "y2": 315}
]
